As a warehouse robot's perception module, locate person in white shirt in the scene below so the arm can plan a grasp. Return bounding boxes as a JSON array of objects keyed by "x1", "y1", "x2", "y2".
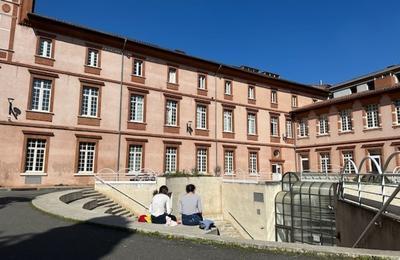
[{"x1": 149, "y1": 185, "x2": 176, "y2": 224}]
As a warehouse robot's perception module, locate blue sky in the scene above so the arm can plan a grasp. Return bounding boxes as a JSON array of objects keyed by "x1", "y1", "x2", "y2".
[{"x1": 36, "y1": 0, "x2": 400, "y2": 85}]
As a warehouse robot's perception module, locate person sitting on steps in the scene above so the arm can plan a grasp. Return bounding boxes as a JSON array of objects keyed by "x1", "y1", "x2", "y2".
[
  {"x1": 149, "y1": 185, "x2": 177, "y2": 224},
  {"x1": 179, "y1": 184, "x2": 203, "y2": 226}
]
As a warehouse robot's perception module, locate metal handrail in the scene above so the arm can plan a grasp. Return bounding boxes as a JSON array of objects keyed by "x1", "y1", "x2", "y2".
[
  {"x1": 228, "y1": 211, "x2": 254, "y2": 240},
  {"x1": 94, "y1": 174, "x2": 149, "y2": 210}
]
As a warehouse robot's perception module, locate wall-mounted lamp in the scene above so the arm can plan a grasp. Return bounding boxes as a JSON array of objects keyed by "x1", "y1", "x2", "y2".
[
  {"x1": 186, "y1": 121, "x2": 193, "y2": 135},
  {"x1": 8, "y1": 97, "x2": 21, "y2": 121}
]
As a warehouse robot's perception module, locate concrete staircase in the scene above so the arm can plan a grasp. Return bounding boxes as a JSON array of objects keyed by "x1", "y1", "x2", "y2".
[
  {"x1": 64, "y1": 188, "x2": 135, "y2": 218},
  {"x1": 204, "y1": 215, "x2": 243, "y2": 239}
]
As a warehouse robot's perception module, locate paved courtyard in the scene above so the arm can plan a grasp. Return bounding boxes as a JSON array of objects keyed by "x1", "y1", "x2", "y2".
[{"x1": 0, "y1": 189, "x2": 319, "y2": 260}]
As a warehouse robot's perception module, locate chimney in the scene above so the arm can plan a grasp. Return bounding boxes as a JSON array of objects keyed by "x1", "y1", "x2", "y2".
[
  {"x1": 18, "y1": 0, "x2": 35, "y2": 24},
  {"x1": 374, "y1": 74, "x2": 399, "y2": 90}
]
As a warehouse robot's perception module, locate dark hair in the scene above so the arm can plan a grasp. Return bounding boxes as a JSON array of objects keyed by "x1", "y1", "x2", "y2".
[
  {"x1": 186, "y1": 184, "x2": 195, "y2": 193},
  {"x1": 159, "y1": 185, "x2": 169, "y2": 195}
]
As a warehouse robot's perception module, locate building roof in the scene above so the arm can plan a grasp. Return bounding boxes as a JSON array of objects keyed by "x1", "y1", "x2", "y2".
[
  {"x1": 331, "y1": 65, "x2": 400, "y2": 90},
  {"x1": 291, "y1": 85, "x2": 400, "y2": 114},
  {"x1": 25, "y1": 13, "x2": 329, "y2": 97}
]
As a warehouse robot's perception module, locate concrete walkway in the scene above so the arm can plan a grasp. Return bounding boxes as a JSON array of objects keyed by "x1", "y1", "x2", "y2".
[{"x1": 32, "y1": 189, "x2": 400, "y2": 259}]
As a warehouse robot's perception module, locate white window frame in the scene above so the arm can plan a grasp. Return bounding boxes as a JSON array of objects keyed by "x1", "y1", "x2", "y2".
[
  {"x1": 291, "y1": 95, "x2": 298, "y2": 108},
  {"x1": 198, "y1": 75, "x2": 206, "y2": 90},
  {"x1": 31, "y1": 78, "x2": 52, "y2": 112},
  {"x1": 343, "y1": 151, "x2": 355, "y2": 174},
  {"x1": 168, "y1": 67, "x2": 177, "y2": 84},
  {"x1": 224, "y1": 80, "x2": 232, "y2": 95},
  {"x1": 130, "y1": 94, "x2": 144, "y2": 122},
  {"x1": 394, "y1": 100, "x2": 400, "y2": 125},
  {"x1": 81, "y1": 86, "x2": 99, "y2": 118},
  {"x1": 87, "y1": 48, "x2": 99, "y2": 67},
  {"x1": 320, "y1": 153, "x2": 330, "y2": 174},
  {"x1": 128, "y1": 145, "x2": 142, "y2": 173},
  {"x1": 78, "y1": 142, "x2": 96, "y2": 173},
  {"x1": 196, "y1": 148, "x2": 207, "y2": 174},
  {"x1": 300, "y1": 154, "x2": 310, "y2": 172},
  {"x1": 298, "y1": 120, "x2": 308, "y2": 137},
  {"x1": 272, "y1": 163, "x2": 282, "y2": 175},
  {"x1": 224, "y1": 150, "x2": 234, "y2": 175},
  {"x1": 247, "y1": 113, "x2": 256, "y2": 135},
  {"x1": 25, "y1": 138, "x2": 47, "y2": 173},
  {"x1": 165, "y1": 147, "x2": 177, "y2": 173},
  {"x1": 133, "y1": 59, "x2": 143, "y2": 77},
  {"x1": 340, "y1": 110, "x2": 352, "y2": 132},
  {"x1": 271, "y1": 116, "x2": 279, "y2": 136},
  {"x1": 223, "y1": 110, "x2": 233, "y2": 132},
  {"x1": 249, "y1": 152, "x2": 258, "y2": 175},
  {"x1": 39, "y1": 37, "x2": 52, "y2": 58},
  {"x1": 319, "y1": 116, "x2": 329, "y2": 135},
  {"x1": 248, "y1": 86, "x2": 255, "y2": 100},
  {"x1": 271, "y1": 89, "x2": 278, "y2": 104},
  {"x1": 166, "y1": 100, "x2": 178, "y2": 126},
  {"x1": 285, "y1": 119, "x2": 293, "y2": 138},
  {"x1": 196, "y1": 104, "x2": 207, "y2": 129},
  {"x1": 366, "y1": 104, "x2": 379, "y2": 128}
]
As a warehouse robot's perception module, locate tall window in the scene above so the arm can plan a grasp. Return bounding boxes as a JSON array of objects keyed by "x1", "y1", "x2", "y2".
[
  {"x1": 78, "y1": 142, "x2": 96, "y2": 173},
  {"x1": 128, "y1": 145, "x2": 142, "y2": 173},
  {"x1": 25, "y1": 138, "x2": 46, "y2": 172},
  {"x1": 81, "y1": 87, "x2": 99, "y2": 117},
  {"x1": 133, "y1": 59, "x2": 143, "y2": 77},
  {"x1": 342, "y1": 151, "x2": 355, "y2": 174},
  {"x1": 298, "y1": 120, "x2": 308, "y2": 137},
  {"x1": 366, "y1": 104, "x2": 379, "y2": 128},
  {"x1": 272, "y1": 163, "x2": 282, "y2": 175},
  {"x1": 340, "y1": 110, "x2": 352, "y2": 132},
  {"x1": 291, "y1": 95, "x2": 298, "y2": 108},
  {"x1": 320, "y1": 153, "x2": 330, "y2": 174},
  {"x1": 271, "y1": 89, "x2": 278, "y2": 104},
  {"x1": 394, "y1": 100, "x2": 400, "y2": 125},
  {"x1": 198, "y1": 75, "x2": 206, "y2": 89},
  {"x1": 223, "y1": 110, "x2": 233, "y2": 132},
  {"x1": 196, "y1": 105, "x2": 207, "y2": 129},
  {"x1": 319, "y1": 116, "x2": 329, "y2": 135},
  {"x1": 285, "y1": 119, "x2": 293, "y2": 138},
  {"x1": 248, "y1": 86, "x2": 255, "y2": 99},
  {"x1": 300, "y1": 154, "x2": 310, "y2": 172},
  {"x1": 38, "y1": 38, "x2": 52, "y2": 58},
  {"x1": 130, "y1": 94, "x2": 144, "y2": 122},
  {"x1": 247, "y1": 113, "x2": 256, "y2": 135},
  {"x1": 224, "y1": 150, "x2": 234, "y2": 175},
  {"x1": 224, "y1": 80, "x2": 232, "y2": 95},
  {"x1": 165, "y1": 147, "x2": 177, "y2": 173},
  {"x1": 31, "y1": 78, "x2": 52, "y2": 112},
  {"x1": 196, "y1": 148, "x2": 207, "y2": 174},
  {"x1": 270, "y1": 116, "x2": 279, "y2": 136},
  {"x1": 166, "y1": 100, "x2": 178, "y2": 126},
  {"x1": 87, "y1": 48, "x2": 99, "y2": 67},
  {"x1": 168, "y1": 67, "x2": 177, "y2": 84},
  {"x1": 249, "y1": 152, "x2": 258, "y2": 175}
]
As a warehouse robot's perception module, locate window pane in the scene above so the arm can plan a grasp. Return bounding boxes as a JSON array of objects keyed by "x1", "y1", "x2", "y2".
[
  {"x1": 31, "y1": 79, "x2": 52, "y2": 112},
  {"x1": 130, "y1": 95, "x2": 144, "y2": 122},
  {"x1": 81, "y1": 87, "x2": 99, "y2": 117},
  {"x1": 25, "y1": 138, "x2": 46, "y2": 172},
  {"x1": 128, "y1": 145, "x2": 142, "y2": 173}
]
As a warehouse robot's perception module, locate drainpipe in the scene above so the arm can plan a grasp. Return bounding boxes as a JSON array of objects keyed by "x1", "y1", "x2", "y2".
[
  {"x1": 116, "y1": 38, "x2": 128, "y2": 173},
  {"x1": 214, "y1": 65, "x2": 222, "y2": 175}
]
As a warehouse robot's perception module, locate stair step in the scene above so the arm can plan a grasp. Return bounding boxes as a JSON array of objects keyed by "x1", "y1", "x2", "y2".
[
  {"x1": 96, "y1": 200, "x2": 114, "y2": 207},
  {"x1": 110, "y1": 208, "x2": 126, "y2": 215}
]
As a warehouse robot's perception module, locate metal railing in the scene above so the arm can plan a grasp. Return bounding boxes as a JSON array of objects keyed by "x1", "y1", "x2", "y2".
[
  {"x1": 222, "y1": 168, "x2": 279, "y2": 183},
  {"x1": 228, "y1": 211, "x2": 254, "y2": 240}
]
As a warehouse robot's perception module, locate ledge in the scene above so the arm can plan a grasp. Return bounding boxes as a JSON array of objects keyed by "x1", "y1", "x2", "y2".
[
  {"x1": 224, "y1": 94, "x2": 233, "y2": 101},
  {"x1": 195, "y1": 128, "x2": 209, "y2": 136},
  {"x1": 197, "y1": 88, "x2": 208, "y2": 96},
  {"x1": 164, "y1": 125, "x2": 180, "y2": 134},
  {"x1": 166, "y1": 82, "x2": 179, "y2": 90},
  {"x1": 127, "y1": 121, "x2": 146, "y2": 130},
  {"x1": 222, "y1": 132, "x2": 235, "y2": 139},
  {"x1": 34, "y1": 55, "x2": 55, "y2": 67},
  {"x1": 363, "y1": 127, "x2": 382, "y2": 132},
  {"x1": 26, "y1": 110, "x2": 54, "y2": 122},
  {"x1": 131, "y1": 75, "x2": 145, "y2": 84},
  {"x1": 77, "y1": 116, "x2": 101, "y2": 126},
  {"x1": 20, "y1": 172, "x2": 48, "y2": 176},
  {"x1": 338, "y1": 130, "x2": 354, "y2": 135},
  {"x1": 247, "y1": 135, "x2": 258, "y2": 141},
  {"x1": 84, "y1": 65, "x2": 101, "y2": 75},
  {"x1": 74, "y1": 173, "x2": 95, "y2": 176}
]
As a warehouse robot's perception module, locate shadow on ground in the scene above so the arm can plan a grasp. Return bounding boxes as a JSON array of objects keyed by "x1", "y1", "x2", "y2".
[{"x1": 0, "y1": 216, "x2": 132, "y2": 260}]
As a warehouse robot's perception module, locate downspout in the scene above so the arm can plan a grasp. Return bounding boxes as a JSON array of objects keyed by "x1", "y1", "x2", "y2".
[
  {"x1": 214, "y1": 65, "x2": 222, "y2": 175},
  {"x1": 116, "y1": 38, "x2": 128, "y2": 173}
]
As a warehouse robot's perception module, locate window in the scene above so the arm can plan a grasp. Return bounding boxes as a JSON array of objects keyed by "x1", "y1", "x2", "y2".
[
  {"x1": 38, "y1": 38, "x2": 52, "y2": 58},
  {"x1": 342, "y1": 151, "x2": 355, "y2": 174},
  {"x1": 271, "y1": 89, "x2": 278, "y2": 104},
  {"x1": 168, "y1": 67, "x2": 177, "y2": 84},
  {"x1": 300, "y1": 154, "x2": 310, "y2": 172},
  {"x1": 270, "y1": 116, "x2": 279, "y2": 136},
  {"x1": 298, "y1": 120, "x2": 308, "y2": 137},
  {"x1": 249, "y1": 152, "x2": 258, "y2": 175},
  {"x1": 366, "y1": 104, "x2": 379, "y2": 128},
  {"x1": 223, "y1": 110, "x2": 233, "y2": 132},
  {"x1": 224, "y1": 80, "x2": 232, "y2": 95},
  {"x1": 133, "y1": 59, "x2": 143, "y2": 77},
  {"x1": 394, "y1": 100, "x2": 400, "y2": 125},
  {"x1": 320, "y1": 153, "x2": 330, "y2": 174},
  {"x1": 78, "y1": 142, "x2": 96, "y2": 173},
  {"x1": 248, "y1": 86, "x2": 255, "y2": 100},
  {"x1": 368, "y1": 149, "x2": 382, "y2": 173},
  {"x1": 130, "y1": 94, "x2": 144, "y2": 122},
  {"x1": 165, "y1": 147, "x2": 177, "y2": 173},
  {"x1": 198, "y1": 75, "x2": 206, "y2": 89},
  {"x1": 285, "y1": 119, "x2": 293, "y2": 138},
  {"x1": 224, "y1": 150, "x2": 234, "y2": 175},
  {"x1": 291, "y1": 95, "x2": 298, "y2": 108},
  {"x1": 31, "y1": 78, "x2": 52, "y2": 112},
  {"x1": 196, "y1": 105, "x2": 207, "y2": 129},
  {"x1": 272, "y1": 163, "x2": 282, "y2": 175},
  {"x1": 319, "y1": 116, "x2": 329, "y2": 135},
  {"x1": 128, "y1": 145, "x2": 142, "y2": 173},
  {"x1": 87, "y1": 48, "x2": 99, "y2": 67},
  {"x1": 81, "y1": 86, "x2": 99, "y2": 117},
  {"x1": 196, "y1": 148, "x2": 207, "y2": 174},
  {"x1": 24, "y1": 138, "x2": 46, "y2": 172},
  {"x1": 247, "y1": 113, "x2": 256, "y2": 135},
  {"x1": 340, "y1": 110, "x2": 352, "y2": 132},
  {"x1": 165, "y1": 100, "x2": 178, "y2": 126}
]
